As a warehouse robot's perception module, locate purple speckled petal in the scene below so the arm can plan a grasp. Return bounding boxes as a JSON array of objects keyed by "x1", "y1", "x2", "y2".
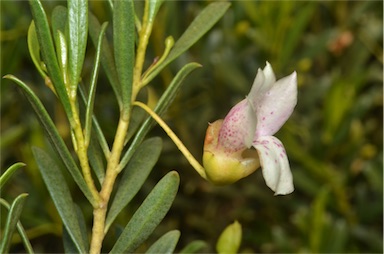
[
  {"x1": 253, "y1": 136, "x2": 294, "y2": 195},
  {"x1": 253, "y1": 71, "x2": 297, "y2": 137},
  {"x1": 218, "y1": 98, "x2": 257, "y2": 152}
]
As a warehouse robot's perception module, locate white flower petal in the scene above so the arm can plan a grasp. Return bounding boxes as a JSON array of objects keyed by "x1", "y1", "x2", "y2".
[
  {"x1": 262, "y1": 61, "x2": 276, "y2": 85},
  {"x1": 254, "y1": 71, "x2": 297, "y2": 137},
  {"x1": 248, "y1": 62, "x2": 276, "y2": 105},
  {"x1": 219, "y1": 99, "x2": 256, "y2": 151},
  {"x1": 253, "y1": 136, "x2": 294, "y2": 195},
  {"x1": 249, "y1": 69, "x2": 266, "y2": 101}
]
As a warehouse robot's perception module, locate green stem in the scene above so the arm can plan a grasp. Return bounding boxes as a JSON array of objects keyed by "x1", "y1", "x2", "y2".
[
  {"x1": 69, "y1": 99, "x2": 99, "y2": 205},
  {"x1": 89, "y1": 116, "x2": 130, "y2": 254},
  {"x1": 133, "y1": 101, "x2": 207, "y2": 179},
  {"x1": 141, "y1": 36, "x2": 174, "y2": 87},
  {"x1": 131, "y1": 0, "x2": 153, "y2": 102},
  {"x1": 89, "y1": 1, "x2": 156, "y2": 252}
]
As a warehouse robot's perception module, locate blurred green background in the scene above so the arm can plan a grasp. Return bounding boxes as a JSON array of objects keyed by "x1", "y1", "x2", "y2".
[{"x1": 1, "y1": 1, "x2": 383, "y2": 253}]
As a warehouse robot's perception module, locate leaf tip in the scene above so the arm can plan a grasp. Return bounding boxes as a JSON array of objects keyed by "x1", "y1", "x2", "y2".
[
  {"x1": 169, "y1": 170, "x2": 180, "y2": 182},
  {"x1": 16, "y1": 162, "x2": 27, "y2": 167},
  {"x1": 2, "y1": 74, "x2": 13, "y2": 79}
]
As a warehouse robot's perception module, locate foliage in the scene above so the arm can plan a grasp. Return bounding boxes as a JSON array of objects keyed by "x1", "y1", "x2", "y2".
[
  {"x1": 2, "y1": 0, "x2": 229, "y2": 252},
  {"x1": 0, "y1": 163, "x2": 33, "y2": 253}
]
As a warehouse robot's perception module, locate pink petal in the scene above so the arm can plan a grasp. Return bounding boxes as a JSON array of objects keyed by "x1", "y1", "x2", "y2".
[
  {"x1": 218, "y1": 98, "x2": 257, "y2": 152},
  {"x1": 253, "y1": 136, "x2": 294, "y2": 195},
  {"x1": 253, "y1": 71, "x2": 297, "y2": 137}
]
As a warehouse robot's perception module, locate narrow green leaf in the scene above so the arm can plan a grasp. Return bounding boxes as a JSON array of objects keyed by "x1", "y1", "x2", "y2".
[
  {"x1": 63, "y1": 204, "x2": 89, "y2": 253},
  {"x1": 3, "y1": 75, "x2": 94, "y2": 205},
  {"x1": 27, "y1": 21, "x2": 46, "y2": 79},
  {"x1": 146, "y1": 230, "x2": 180, "y2": 254},
  {"x1": 55, "y1": 30, "x2": 69, "y2": 85},
  {"x1": 0, "y1": 162, "x2": 25, "y2": 189},
  {"x1": 144, "y1": 2, "x2": 230, "y2": 84},
  {"x1": 147, "y1": 0, "x2": 164, "y2": 24},
  {"x1": 114, "y1": 0, "x2": 135, "y2": 117},
  {"x1": 51, "y1": 5, "x2": 67, "y2": 40},
  {"x1": 16, "y1": 222, "x2": 34, "y2": 254},
  {"x1": 118, "y1": 62, "x2": 201, "y2": 171},
  {"x1": 28, "y1": 0, "x2": 73, "y2": 121},
  {"x1": 105, "y1": 137, "x2": 162, "y2": 233},
  {"x1": 88, "y1": 133, "x2": 105, "y2": 185},
  {"x1": 84, "y1": 22, "x2": 108, "y2": 146},
  {"x1": 168, "y1": 1, "x2": 230, "y2": 61},
  {"x1": 62, "y1": 227, "x2": 78, "y2": 254},
  {"x1": 110, "y1": 171, "x2": 180, "y2": 253},
  {"x1": 0, "y1": 193, "x2": 28, "y2": 253},
  {"x1": 67, "y1": 0, "x2": 88, "y2": 92},
  {"x1": 179, "y1": 240, "x2": 208, "y2": 254},
  {"x1": 89, "y1": 12, "x2": 122, "y2": 108},
  {"x1": 0, "y1": 199, "x2": 34, "y2": 254},
  {"x1": 51, "y1": 6, "x2": 68, "y2": 83},
  {"x1": 32, "y1": 147, "x2": 87, "y2": 253}
]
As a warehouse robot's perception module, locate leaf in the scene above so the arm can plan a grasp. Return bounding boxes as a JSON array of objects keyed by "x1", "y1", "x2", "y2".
[
  {"x1": 51, "y1": 5, "x2": 68, "y2": 57},
  {"x1": 3, "y1": 75, "x2": 94, "y2": 205},
  {"x1": 51, "y1": 6, "x2": 68, "y2": 83},
  {"x1": 144, "y1": 2, "x2": 230, "y2": 84},
  {"x1": 216, "y1": 221, "x2": 242, "y2": 254},
  {"x1": 0, "y1": 162, "x2": 25, "y2": 189},
  {"x1": 110, "y1": 171, "x2": 180, "y2": 253},
  {"x1": 55, "y1": 30, "x2": 69, "y2": 85},
  {"x1": 84, "y1": 22, "x2": 108, "y2": 146},
  {"x1": 67, "y1": 0, "x2": 88, "y2": 92},
  {"x1": 28, "y1": 0, "x2": 73, "y2": 121},
  {"x1": 0, "y1": 194, "x2": 28, "y2": 254},
  {"x1": 88, "y1": 133, "x2": 106, "y2": 185},
  {"x1": 118, "y1": 62, "x2": 201, "y2": 171},
  {"x1": 62, "y1": 227, "x2": 78, "y2": 254},
  {"x1": 113, "y1": 0, "x2": 135, "y2": 117},
  {"x1": 146, "y1": 230, "x2": 180, "y2": 254},
  {"x1": 89, "y1": 12, "x2": 122, "y2": 108},
  {"x1": 51, "y1": 5, "x2": 67, "y2": 38},
  {"x1": 105, "y1": 137, "x2": 162, "y2": 233},
  {"x1": 147, "y1": 0, "x2": 164, "y2": 24},
  {"x1": 32, "y1": 147, "x2": 88, "y2": 253},
  {"x1": 179, "y1": 240, "x2": 208, "y2": 254},
  {"x1": 27, "y1": 21, "x2": 46, "y2": 79},
  {"x1": 63, "y1": 204, "x2": 89, "y2": 253},
  {"x1": 0, "y1": 199, "x2": 34, "y2": 254}
]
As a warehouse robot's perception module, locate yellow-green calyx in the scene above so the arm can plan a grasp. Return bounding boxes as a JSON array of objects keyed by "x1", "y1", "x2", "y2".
[{"x1": 203, "y1": 120, "x2": 260, "y2": 185}]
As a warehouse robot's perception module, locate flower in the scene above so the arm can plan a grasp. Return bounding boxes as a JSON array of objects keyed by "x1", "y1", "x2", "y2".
[{"x1": 203, "y1": 62, "x2": 297, "y2": 195}]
